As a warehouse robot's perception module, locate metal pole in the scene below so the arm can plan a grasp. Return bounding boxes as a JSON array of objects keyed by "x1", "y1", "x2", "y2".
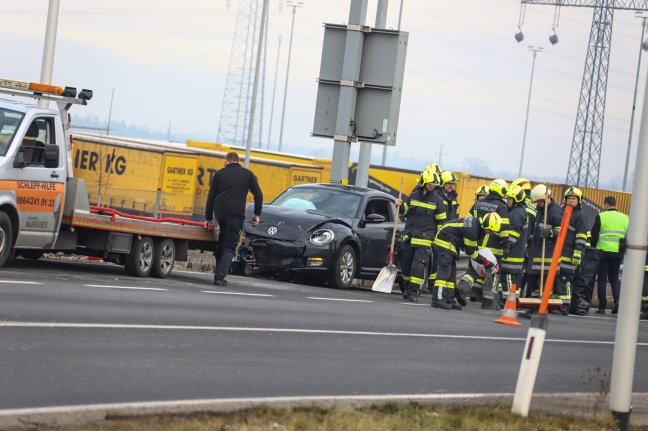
[
  {"x1": 518, "y1": 46, "x2": 542, "y2": 178},
  {"x1": 278, "y1": 2, "x2": 302, "y2": 153},
  {"x1": 244, "y1": 0, "x2": 269, "y2": 168},
  {"x1": 609, "y1": 45, "x2": 648, "y2": 431},
  {"x1": 267, "y1": 35, "x2": 282, "y2": 150},
  {"x1": 39, "y1": 0, "x2": 61, "y2": 108},
  {"x1": 356, "y1": 0, "x2": 388, "y2": 187},
  {"x1": 623, "y1": 16, "x2": 646, "y2": 192},
  {"x1": 107, "y1": 88, "x2": 114, "y2": 135}
]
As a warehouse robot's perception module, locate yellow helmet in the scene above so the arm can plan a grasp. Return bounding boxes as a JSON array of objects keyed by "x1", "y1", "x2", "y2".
[
  {"x1": 511, "y1": 177, "x2": 532, "y2": 192},
  {"x1": 564, "y1": 186, "x2": 583, "y2": 205},
  {"x1": 441, "y1": 171, "x2": 458, "y2": 186},
  {"x1": 475, "y1": 184, "x2": 489, "y2": 199},
  {"x1": 420, "y1": 170, "x2": 441, "y2": 186},
  {"x1": 425, "y1": 163, "x2": 443, "y2": 176},
  {"x1": 480, "y1": 212, "x2": 502, "y2": 233},
  {"x1": 489, "y1": 179, "x2": 509, "y2": 198},
  {"x1": 506, "y1": 185, "x2": 525, "y2": 204},
  {"x1": 530, "y1": 184, "x2": 551, "y2": 202}
]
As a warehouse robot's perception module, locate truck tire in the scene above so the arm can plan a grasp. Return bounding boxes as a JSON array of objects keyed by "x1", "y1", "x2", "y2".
[
  {"x1": 151, "y1": 238, "x2": 175, "y2": 279},
  {"x1": 19, "y1": 250, "x2": 45, "y2": 260},
  {"x1": 124, "y1": 236, "x2": 154, "y2": 277},
  {"x1": 0, "y1": 212, "x2": 12, "y2": 269},
  {"x1": 328, "y1": 244, "x2": 355, "y2": 290}
]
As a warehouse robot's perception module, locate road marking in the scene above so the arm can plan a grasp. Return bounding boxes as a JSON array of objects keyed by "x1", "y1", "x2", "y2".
[
  {"x1": 0, "y1": 321, "x2": 644, "y2": 346},
  {"x1": 202, "y1": 291, "x2": 274, "y2": 297},
  {"x1": 84, "y1": 285, "x2": 168, "y2": 291},
  {"x1": 307, "y1": 297, "x2": 373, "y2": 303},
  {"x1": 0, "y1": 281, "x2": 42, "y2": 285}
]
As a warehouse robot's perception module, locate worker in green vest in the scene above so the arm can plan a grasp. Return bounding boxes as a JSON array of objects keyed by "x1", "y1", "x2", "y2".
[{"x1": 591, "y1": 196, "x2": 629, "y2": 315}]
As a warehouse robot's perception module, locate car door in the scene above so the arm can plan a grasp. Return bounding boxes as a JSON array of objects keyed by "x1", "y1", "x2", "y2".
[
  {"x1": 12, "y1": 116, "x2": 65, "y2": 248},
  {"x1": 359, "y1": 198, "x2": 395, "y2": 271}
]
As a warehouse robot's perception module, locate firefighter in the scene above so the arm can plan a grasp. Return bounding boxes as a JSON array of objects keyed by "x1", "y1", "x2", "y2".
[
  {"x1": 460, "y1": 185, "x2": 490, "y2": 303},
  {"x1": 461, "y1": 179, "x2": 510, "y2": 309},
  {"x1": 511, "y1": 177, "x2": 537, "y2": 297},
  {"x1": 395, "y1": 170, "x2": 446, "y2": 302},
  {"x1": 499, "y1": 185, "x2": 529, "y2": 305},
  {"x1": 525, "y1": 184, "x2": 563, "y2": 299},
  {"x1": 433, "y1": 212, "x2": 502, "y2": 310},
  {"x1": 435, "y1": 171, "x2": 460, "y2": 224},
  {"x1": 557, "y1": 187, "x2": 589, "y2": 315}
]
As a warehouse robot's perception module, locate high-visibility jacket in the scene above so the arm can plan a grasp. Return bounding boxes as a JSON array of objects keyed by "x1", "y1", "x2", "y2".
[
  {"x1": 434, "y1": 188, "x2": 459, "y2": 225},
  {"x1": 524, "y1": 196, "x2": 537, "y2": 247},
  {"x1": 400, "y1": 186, "x2": 446, "y2": 248},
  {"x1": 501, "y1": 203, "x2": 528, "y2": 274},
  {"x1": 434, "y1": 217, "x2": 484, "y2": 262},
  {"x1": 559, "y1": 205, "x2": 589, "y2": 275},
  {"x1": 469, "y1": 193, "x2": 510, "y2": 256},
  {"x1": 526, "y1": 199, "x2": 564, "y2": 275},
  {"x1": 593, "y1": 209, "x2": 629, "y2": 253}
]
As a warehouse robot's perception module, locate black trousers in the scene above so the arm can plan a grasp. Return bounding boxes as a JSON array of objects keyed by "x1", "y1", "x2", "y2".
[{"x1": 214, "y1": 213, "x2": 244, "y2": 281}]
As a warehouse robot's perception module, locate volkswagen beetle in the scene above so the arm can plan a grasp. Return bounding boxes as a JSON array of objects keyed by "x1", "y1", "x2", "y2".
[{"x1": 234, "y1": 183, "x2": 404, "y2": 289}]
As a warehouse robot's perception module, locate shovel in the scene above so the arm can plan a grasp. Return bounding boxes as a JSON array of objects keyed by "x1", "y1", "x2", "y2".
[{"x1": 372, "y1": 176, "x2": 405, "y2": 294}]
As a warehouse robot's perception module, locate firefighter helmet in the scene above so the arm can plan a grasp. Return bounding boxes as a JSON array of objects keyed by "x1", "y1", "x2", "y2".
[
  {"x1": 420, "y1": 170, "x2": 441, "y2": 186},
  {"x1": 480, "y1": 212, "x2": 502, "y2": 233},
  {"x1": 441, "y1": 171, "x2": 458, "y2": 186},
  {"x1": 564, "y1": 186, "x2": 583, "y2": 205},
  {"x1": 425, "y1": 163, "x2": 443, "y2": 176},
  {"x1": 475, "y1": 184, "x2": 489, "y2": 199},
  {"x1": 489, "y1": 179, "x2": 509, "y2": 198},
  {"x1": 511, "y1": 177, "x2": 532, "y2": 192},
  {"x1": 530, "y1": 184, "x2": 551, "y2": 202},
  {"x1": 506, "y1": 185, "x2": 525, "y2": 204}
]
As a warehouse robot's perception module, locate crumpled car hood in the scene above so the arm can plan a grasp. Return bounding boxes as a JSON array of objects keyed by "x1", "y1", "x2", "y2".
[{"x1": 245, "y1": 204, "x2": 349, "y2": 241}]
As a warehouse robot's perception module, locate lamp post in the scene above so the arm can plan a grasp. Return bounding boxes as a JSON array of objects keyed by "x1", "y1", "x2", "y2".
[
  {"x1": 266, "y1": 35, "x2": 282, "y2": 150},
  {"x1": 623, "y1": 13, "x2": 648, "y2": 192},
  {"x1": 518, "y1": 46, "x2": 543, "y2": 178},
  {"x1": 278, "y1": 1, "x2": 303, "y2": 153}
]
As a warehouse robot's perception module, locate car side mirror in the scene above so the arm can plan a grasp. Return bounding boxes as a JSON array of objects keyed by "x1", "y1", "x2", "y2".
[
  {"x1": 364, "y1": 213, "x2": 386, "y2": 224},
  {"x1": 43, "y1": 144, "x2": 60, "y2": 168},
  {"x1": 13, "y1": 144, "x2": 25, "y2": 168}
]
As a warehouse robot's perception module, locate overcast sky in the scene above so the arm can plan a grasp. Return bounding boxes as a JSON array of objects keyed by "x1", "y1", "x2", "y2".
[{"x1": 2, "y1": 0, "x2": 646, "y2": 188}]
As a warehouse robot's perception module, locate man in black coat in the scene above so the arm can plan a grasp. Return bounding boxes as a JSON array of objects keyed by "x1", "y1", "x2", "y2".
[{"x1": 205, "y1": 152, "x2": 263, "y2": 285}]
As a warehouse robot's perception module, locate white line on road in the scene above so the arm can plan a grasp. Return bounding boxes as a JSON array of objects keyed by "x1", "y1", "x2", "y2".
[
  {"x1": 0, "y1": 321, "x2": 642, "y2": 346},
  {"x1": 202, "y1": 291, "x2": 274, "y2": 297},
  {"x1": 84, "y1": 285, "x2": 168, "y2": 291},
  {"x1": 0, "y1": 281, "x2": 42, "y2": 285},
  {"x1": 307, "y1": 297, "x2": 373, "y2": 303}
]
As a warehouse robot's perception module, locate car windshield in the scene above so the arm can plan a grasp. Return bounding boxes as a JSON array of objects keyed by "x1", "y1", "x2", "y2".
[
  {"x1": 272, "y1": 187, "x2": 362, "y2": 218},
  {"x1": 0, "y1": 108, "x2": 24, "y2": 157}
]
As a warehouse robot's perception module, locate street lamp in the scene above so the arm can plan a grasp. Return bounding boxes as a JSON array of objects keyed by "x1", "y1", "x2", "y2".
[
  {"x1": 277, "y1": 0, "x2": 303, "y2": 153},
  {"x1": 518, "y1": 46, "x2": 543, "y2": 178},
  {"x1": 623, "y1": 13, "x2": 648, "y2": 192}
]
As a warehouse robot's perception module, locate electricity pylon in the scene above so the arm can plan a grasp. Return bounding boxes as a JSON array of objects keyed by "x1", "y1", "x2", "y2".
[{"x1": 521, "y1": 0, "x2": 648, "y2": 188}]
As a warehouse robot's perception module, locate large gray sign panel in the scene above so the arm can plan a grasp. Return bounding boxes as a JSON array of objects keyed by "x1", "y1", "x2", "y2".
[{"x1": 312, "y1": 24, "x2": 408, "y2": 146}]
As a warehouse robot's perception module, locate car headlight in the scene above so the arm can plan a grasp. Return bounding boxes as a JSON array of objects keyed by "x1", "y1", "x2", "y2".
[{"x1": 309, "y1": 229, "x2": 334, "y2": 245}]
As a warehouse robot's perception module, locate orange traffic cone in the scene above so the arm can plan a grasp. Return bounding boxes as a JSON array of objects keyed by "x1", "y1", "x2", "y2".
[{"x1": 494, "y1": 283, "x2": 522, "y2": 326}]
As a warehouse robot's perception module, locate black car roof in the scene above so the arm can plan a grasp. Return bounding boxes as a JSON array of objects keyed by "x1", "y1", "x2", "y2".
[{"x1": 289, "y1": 183, "x2": 395, "y2": 200}]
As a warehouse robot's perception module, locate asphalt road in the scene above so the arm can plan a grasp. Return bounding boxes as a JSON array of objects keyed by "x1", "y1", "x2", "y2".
[{"x1": 1, "y1": 257, "x2": 647, "y2": 412}]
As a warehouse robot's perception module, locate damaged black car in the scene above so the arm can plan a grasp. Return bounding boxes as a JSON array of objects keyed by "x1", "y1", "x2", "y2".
[{"x1": 233, "y1": 183, "x2": 404, "y2": 289}]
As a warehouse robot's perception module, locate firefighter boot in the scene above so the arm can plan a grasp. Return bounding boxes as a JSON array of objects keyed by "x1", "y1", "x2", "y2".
[
  {"x1": 455, "y1": 280, "x2": 469, "y2": 307},
  {"x1": 401, "y1": 282, "x2": 410, "y2": 300},
  {"x1": 469, "y1": 286, "x2": 483, "y2": 302},
  {"x1": 431, "y1": 285, "x2": 451, "y2": 309},
  {"x1": 444, "y1": 287, "x2": 462, "y2": 311}
]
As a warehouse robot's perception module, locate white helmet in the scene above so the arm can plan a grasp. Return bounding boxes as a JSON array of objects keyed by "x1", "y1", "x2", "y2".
[{"x1": 530, "y1": 184, "x2": 551, "y2": 203}]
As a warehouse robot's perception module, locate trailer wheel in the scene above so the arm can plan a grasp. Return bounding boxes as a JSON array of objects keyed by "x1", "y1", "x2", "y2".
[
  {"x1": 0, "y1": 212, "x2": 12, "y2": 269},
  {"x1": 151, "y1": 238, "x2": 175, "y2": 279},
  {"x1": 124, "y1": 236, "x2": 154, "y2": 277}
]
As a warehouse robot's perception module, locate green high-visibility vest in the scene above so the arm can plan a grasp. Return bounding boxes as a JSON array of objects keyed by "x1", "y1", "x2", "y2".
[{"x1": 596, "y1": 210, "x2": 629, "y2": 253}]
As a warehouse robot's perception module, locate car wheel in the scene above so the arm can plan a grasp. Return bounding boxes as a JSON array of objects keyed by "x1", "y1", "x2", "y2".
[
  {"x1": 124, "y1": 236, "x2": 154, "y2": 277},
  {"x1": 328, "y1": 244, "x2": 355, "y2": 289},
  {"x1": 150, "y1": 238, "x2": 175, "y2": 279},
  {"x1": 0, "y1": 212, "x2": 13, "y2": 269}
]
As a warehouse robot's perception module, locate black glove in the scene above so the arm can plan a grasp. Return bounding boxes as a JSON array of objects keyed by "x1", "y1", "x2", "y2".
[
  {"x1": 502, "y1": 247, "x2": 510, "y2": 258},
  {"x1": 540, "y1": 227, "x2": 553, "y2": 239}
]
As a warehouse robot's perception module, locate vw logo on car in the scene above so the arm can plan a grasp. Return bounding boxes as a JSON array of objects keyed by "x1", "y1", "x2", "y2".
[{"x1": 268, "y1": 227, "x2": 278, "y2": 236}]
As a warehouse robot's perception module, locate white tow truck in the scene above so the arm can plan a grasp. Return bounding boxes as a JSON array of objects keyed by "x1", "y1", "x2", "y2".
[{"x1": 0, "y1": 78, "x2": 217, "y2": 277}]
